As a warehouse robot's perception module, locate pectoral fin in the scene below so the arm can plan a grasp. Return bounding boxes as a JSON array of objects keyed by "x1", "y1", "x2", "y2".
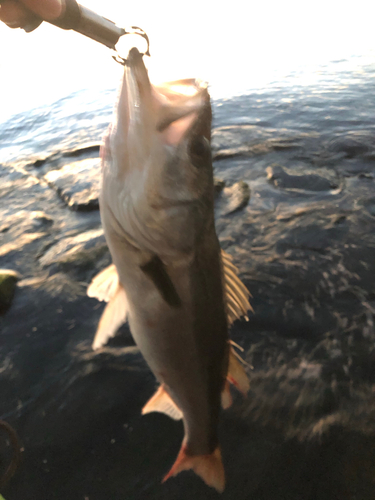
[
  {"x1": 87, "y1": 264, "x2": 118, "y2": 302},
  {"x1": 140, "y1": 255, "x2": 182, "y2": 308},
  {"x1": 92, "y1": 284, "x2": 128, "y2": 350}
]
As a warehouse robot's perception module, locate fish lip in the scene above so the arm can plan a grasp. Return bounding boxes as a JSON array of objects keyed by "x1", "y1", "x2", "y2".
[
  {"x1": 126, "y1": 47, "x2": 149, "y2": 82},
  {"x1": 125, "y1": 47, "x2": 153, "y2": 108},
  {"x1": 126, "y1": 47, "x2": 144, "y2": 67}
]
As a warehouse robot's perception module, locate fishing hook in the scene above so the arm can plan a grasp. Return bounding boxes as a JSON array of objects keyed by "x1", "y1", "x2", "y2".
[{"x1": 112, "y1": 26, "x2": 151, "y2": 66}]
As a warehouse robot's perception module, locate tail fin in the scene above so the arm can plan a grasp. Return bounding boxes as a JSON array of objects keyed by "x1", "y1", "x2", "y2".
[{"x1": 163, "y1": 444, "x2": 225, "y2": 493}]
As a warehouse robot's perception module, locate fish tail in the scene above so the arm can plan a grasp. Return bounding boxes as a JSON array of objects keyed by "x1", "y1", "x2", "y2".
[{"x1": 163, "y1": 443, "x2": 225, "y2": 493}]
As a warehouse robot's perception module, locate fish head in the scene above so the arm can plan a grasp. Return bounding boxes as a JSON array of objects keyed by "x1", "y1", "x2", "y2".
[
  {"x1": 104, "y1": 48, "x2": 214, "y2": 254},
  {"x1": 111, "y1": 48, "x2": 212, "y2": 187}
]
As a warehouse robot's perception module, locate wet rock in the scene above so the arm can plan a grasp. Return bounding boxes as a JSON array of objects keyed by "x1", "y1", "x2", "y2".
[
  {"x1": 269, "y1": 138, "x2": 301, "y2": 151},
  {"x1": 39, "y1": 229, "x2": 110, "y2": 280},
  {"x1": 213, "y1": 146, "x2": 254, "y2": 160},
  {"x1": 0, "y1": 211, "x2": 53, "y2": 237},
  {"x1": 16, "y1": 211, "x2": 53, "y2": 231},
  {"x1": 28, "y1": 157, "x2": 47, "y2": 169},
  {"x1": 276, "y1": 224, "x2": 347, "y2": 254},
  {"x1": 62, "y1": 143, "x2": 100, "y2": 158},
  {"x1": 44, "y1": 158, "x2": 101, "y2": 211},
  {"x1": 213, "y1": 177, "x2": 226, "y2": 195},
  {"x1": 267, "y1": 164, "x2": 338, "y2": 191},
  {"x1": 0, "y1": 210, "x2": 55, "y2": 264},
  {"x1": 328, "y1": 132, "x2": 372, "y2": 158},
  {"x1": 215, "y1": 180, "x2": 250, "y2": 215},
  {"x1": 358, "y1": 197, "x2": 375, "y2": 217},
  {"x1": 0, "y1": 269, "x2": 20, "y2": 313},
  {"x1": 212, "y1": 125, "x2": 312, "y2": 160}
]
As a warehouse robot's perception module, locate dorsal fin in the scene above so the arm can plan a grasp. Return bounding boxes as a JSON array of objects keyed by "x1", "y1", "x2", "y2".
[
  {"x1": 221, "y1": 250, "x2": 252, "y2": 398},
  {"x1": 221, "y1": 249, "x2": 253, "y2": 324}
]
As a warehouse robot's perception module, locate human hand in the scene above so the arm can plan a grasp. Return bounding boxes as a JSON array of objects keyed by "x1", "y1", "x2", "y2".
[{"x1": 0, "y1": 0, "x2": 63, "y2": 30}]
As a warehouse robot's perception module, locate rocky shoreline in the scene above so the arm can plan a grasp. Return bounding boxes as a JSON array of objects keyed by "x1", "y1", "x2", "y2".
[{"x1": 1, "y1": 120, "x2": 375, "y2": 499}]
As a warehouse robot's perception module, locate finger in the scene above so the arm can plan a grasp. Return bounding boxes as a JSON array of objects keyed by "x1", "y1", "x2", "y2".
[
  {"x1": 0, "y1": 1, "x2": 31, "y2": 28},
  {"x1": 20, "y1": 0, "x2": 63, "y2": 20}
]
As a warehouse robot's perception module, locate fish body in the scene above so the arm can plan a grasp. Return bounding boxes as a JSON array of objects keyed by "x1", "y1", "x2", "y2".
[{"x1": 92, "y1": 48, "x2": 250, "y2": 492}]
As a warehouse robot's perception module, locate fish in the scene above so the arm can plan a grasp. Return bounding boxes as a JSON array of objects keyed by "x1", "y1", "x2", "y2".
[{"x1": 89, "y1": 47, "x2": 251, "y2": 492}]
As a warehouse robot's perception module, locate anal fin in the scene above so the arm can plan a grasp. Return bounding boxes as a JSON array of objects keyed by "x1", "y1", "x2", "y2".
[
  {"x1": 227, "y1": 347, "x2": 250, "y2": 395},
  {"x1": 220, "y1": 348, "x2": 250, "y2": 409},
  {"x1": 221, "y1": 380, "x2": 232, "y2": 410},
  {"x1": 142, "y1": 385, "x2": 182, "y2": 421},
  {"x1": 163, "y1": 444, "x2": 225, "y2": 493}
]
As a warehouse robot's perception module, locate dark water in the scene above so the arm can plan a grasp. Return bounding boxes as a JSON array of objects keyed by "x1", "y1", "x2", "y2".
[{"x1": 1, "y1": 54, "x2": 375, "y2": 500}]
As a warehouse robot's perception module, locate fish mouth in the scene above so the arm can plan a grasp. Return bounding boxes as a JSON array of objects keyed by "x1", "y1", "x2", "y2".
[{"x1": 125, "y1": 47, "x2": 153, "y2": 109}]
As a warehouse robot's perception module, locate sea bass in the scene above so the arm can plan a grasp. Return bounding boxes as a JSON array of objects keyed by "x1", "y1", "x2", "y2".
[{"x1": 88, "y1": 47, "x2": 251, "y2": 492}]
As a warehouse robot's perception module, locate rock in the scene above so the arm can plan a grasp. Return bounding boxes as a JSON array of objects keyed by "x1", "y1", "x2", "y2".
[
  {"x1": 0, "y1": 269, "x2": 20, "y2": 313},
  {"x1": 213, "y1": 177, "x2": 225, "y2": 195},
  {"x1": 62, "y1": 143, "x2": 101, "y2": 158},
  {"x1": 359, "y1": 197, "x2": 375, "y2": 218},
  {"x1": 327, "y1": 132, "x2": 372, "y2": 158},
  {"x1": 267, "y1": 164, "x2": 337, "y2": 191},
  {"x1": 0, "y1": 211, "x2": 53, "y2": 242},
  {"x1": 215, "y1": 180, "x2": 250, "y2": 215},
  {"x1": 39, "y1": 229, "x2": 110, "y2": 280},
  {"x1": 44, "y1": 158, "x2": 101, "y2": 211}
]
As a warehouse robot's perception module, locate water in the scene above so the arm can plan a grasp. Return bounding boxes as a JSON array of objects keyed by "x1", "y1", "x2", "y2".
[
  {"x1": 0, "y1": 53, "x2": 375, "y2": 166},
  {"x1": 1, "y1": 48, "x2": 375, "y2": 500}
]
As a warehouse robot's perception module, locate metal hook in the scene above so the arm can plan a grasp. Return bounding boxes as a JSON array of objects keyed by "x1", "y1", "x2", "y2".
[
  {"x1": 128, "y1": 26, "x2": 151, "y2": 57},
  {"x1": 112, "y1": 25, "x2": 151, "y2": 66}
]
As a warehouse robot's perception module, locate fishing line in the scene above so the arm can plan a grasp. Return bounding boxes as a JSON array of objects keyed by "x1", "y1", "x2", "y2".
[{"x1": 112, "y1": 26, "x2": 150, "y2": 66}]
